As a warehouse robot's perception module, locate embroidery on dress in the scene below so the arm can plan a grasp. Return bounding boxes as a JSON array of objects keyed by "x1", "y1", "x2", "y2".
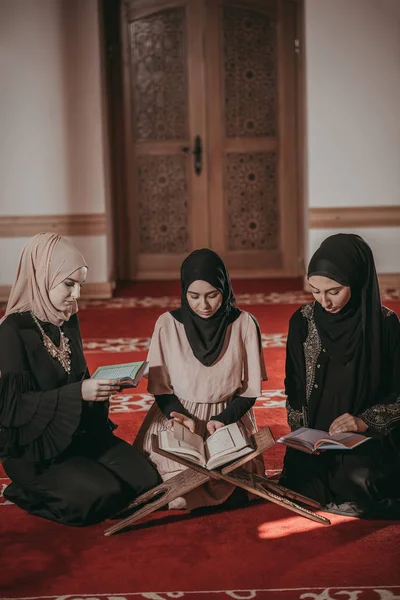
[
  {"x1": 301, "y1": 302, "x2": 322, "y2": 402},
  {"x1": 286, "y1": 400, "x2": 303, "y2": 431},
  {"x1": 360, "y1": 397, "x2": 400, "y2": 434}
]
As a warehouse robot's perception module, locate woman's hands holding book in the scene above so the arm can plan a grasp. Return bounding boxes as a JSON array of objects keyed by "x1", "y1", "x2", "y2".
[
  {"x1": 206, "y1": 420, "x2": 225, "y2": 435},
  {"x1": 169, "y1": 411, "x2": 196, "y2": 433},
  {"x1": 329, "y1": 413, "x2": 368, "y2": 435},
  {"x1": 81, "y1": 379, "x2": 120, "y2": 401}
]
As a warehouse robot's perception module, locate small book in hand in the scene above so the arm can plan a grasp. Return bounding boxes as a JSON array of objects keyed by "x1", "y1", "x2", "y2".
[
  {"x1": 277, "y1": 427, "x2": 371, "y2": 454},
  {"x1": 158, "y1": 421, "x2": 254, "y2": 470},
  {"x1": 91, "y1": 361, "x2": 148, "y2": 389}
]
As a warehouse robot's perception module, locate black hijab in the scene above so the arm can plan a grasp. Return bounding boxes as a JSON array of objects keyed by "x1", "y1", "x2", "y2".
[
  {"x1": 170, "y1": 249, "x2": 241, "y2": 366},
  {"x1": 307, "y1": 233, "x2": 383, "y2": 414}
]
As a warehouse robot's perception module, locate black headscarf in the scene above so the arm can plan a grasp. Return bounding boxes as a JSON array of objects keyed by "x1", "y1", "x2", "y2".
[
  {"x1": 307, "y1": 233, "x2": 383, "y2": 414},
  {"x1": 170, "y1": 249, "x2": 241, "y2": 366}
]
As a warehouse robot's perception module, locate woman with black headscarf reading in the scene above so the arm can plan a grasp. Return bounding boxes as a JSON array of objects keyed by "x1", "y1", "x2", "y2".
[
  {"x1": 134, "y1": 248, "x2": 267, "y2": 509},
  {"x1": 281, "y1": 233, "x2": 400, "y2": 518}
]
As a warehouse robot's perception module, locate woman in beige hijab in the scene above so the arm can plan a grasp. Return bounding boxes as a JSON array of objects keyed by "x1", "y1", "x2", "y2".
[{"x1": 0, "y1": 233, "x2": 160, "y2": 526}]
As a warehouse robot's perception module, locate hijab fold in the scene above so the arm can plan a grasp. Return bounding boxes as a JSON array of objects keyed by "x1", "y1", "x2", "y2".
[
  {"x1": 170, "y1": 249, "x2": 241, "y2": 366},
  {"x1": 307, "y1": 233, "x2": 383, "y2": 415},
  {"x1": 2, "y1": 233, "x2": 87, "y2": 326}
]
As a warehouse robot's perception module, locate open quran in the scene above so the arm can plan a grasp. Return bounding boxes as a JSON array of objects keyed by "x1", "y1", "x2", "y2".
[
  {"x1": 277, "y1": 427, "x2": 371, "y2": 454},
  {"x1": 158, "y1": 421, "x2": 254, "y2": 470}
]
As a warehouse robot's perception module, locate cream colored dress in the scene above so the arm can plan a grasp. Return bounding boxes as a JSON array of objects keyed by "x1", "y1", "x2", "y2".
[{"x1": 134, "y1": 310, "x2": 267, "y2": 509}]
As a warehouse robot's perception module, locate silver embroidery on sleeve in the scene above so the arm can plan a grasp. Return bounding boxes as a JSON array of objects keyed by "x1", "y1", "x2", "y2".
[
  {"x1": 301, "y1": 302, "x2": 322, "y2": 403},
  {"x1": 360, "y1": 398, "x2": 400, "y2": 434},
  {"x1": 286, "y1": 400, "x2": 303, "y2": 431}
]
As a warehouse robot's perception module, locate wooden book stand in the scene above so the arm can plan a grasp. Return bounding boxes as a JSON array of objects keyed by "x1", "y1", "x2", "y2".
[{"x1": 104, "y1": 426, "x2": 330, "y2": 536}]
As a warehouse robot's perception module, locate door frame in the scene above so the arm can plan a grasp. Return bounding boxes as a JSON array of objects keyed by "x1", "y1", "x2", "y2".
[{"x1": 100, "y1": 0, "x2": 306, "y2": 281}]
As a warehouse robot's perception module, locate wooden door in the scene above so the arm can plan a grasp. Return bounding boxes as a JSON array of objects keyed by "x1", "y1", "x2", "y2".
[
  {"x1": 121, "y1": 0, "x2": 210, "y2": 279},
  {"x1": 120, "y1": 0, "x2": 302, "y2": 279},
  {"x1": 205, "y1": 0, "x2": 301, "y2": 277}
]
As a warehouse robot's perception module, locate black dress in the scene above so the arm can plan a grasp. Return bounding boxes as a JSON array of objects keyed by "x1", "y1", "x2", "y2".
[
  {"x1": 0, "y1": 312, "x2": 160, "y2": 526},
  {"x1": 281, "y1": 302, "x2": 400, "y2": 517}
]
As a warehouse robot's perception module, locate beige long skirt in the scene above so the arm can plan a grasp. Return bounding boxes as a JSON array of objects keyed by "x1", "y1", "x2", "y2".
[{"x1": 134, "y1": 399, "x2": 265, "y2": 510}]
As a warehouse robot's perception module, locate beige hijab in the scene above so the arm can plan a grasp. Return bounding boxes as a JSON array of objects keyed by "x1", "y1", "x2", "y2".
[{"x1": 2, "y1": 233, "x2": 87, "y2": 326}]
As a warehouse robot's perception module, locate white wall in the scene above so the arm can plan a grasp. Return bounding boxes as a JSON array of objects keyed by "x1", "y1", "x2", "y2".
[
  {"x1": 0, "y1": 0, "x2": 110, "y2": 285},
  {"x1": 305, "y1": 0, "x2": 400, "y2": 271},
  {"x1": 309, "y1": 228, "x2": 400, "y2": 274},
  {"x1": 0, "y1": 236, "x2": 109, "y2": 284},
  {"x1": 1, "y1": 0, "x2": 399, "y2": 286}
]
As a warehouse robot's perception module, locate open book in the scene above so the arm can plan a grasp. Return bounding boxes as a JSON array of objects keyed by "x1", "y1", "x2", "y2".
[
  {"x1": 158, "y1": 421, "x2": 254, "y2": 470},
  {"x1": 277, "y1": 427, "x2": 371, "y2": 454},
  {"x1": 91, "y1": 361, "x2": 148, "y2": 389}
]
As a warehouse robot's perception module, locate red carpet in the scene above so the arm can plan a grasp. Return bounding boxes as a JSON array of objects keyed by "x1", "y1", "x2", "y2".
[{"x1": 1, "y1": 281, "x2": 400, "y2": 600}]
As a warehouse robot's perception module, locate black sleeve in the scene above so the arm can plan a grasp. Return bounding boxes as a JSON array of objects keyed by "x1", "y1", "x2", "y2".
[
  {"x1": 155, "y1": 394, "x2": 191, "y2": 419},
  {"x1": 284, "y1": 309, "x2": 308, "y2": 430},
  {"x1": 0, "y1": 321, "x2": 82, "y2": 462},
  {"x1": 382, "y1": 311, "x2": 400, "y2": 397},
  {"x1": 359, "y1": 311, "x2": 400, "y2": 435},
  {"x1": 210, "y1": 396, "x2": 256, "y2": 426}
]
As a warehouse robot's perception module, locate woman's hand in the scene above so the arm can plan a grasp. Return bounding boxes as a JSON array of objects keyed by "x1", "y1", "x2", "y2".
[
  {"x1": 329, "y1": 413, "x2": 368, "y2": 435},
  {"x1": 206, "y1": 419, "x2": 225, "y2": 435},
  {"x1": 169, "y1": 411, "x2": 196, "y2": 433},
  {"x1": 81, "y1": 379, "x2": 120, "y2": 402}
]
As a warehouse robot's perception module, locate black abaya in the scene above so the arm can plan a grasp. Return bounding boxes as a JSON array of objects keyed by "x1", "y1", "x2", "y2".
[
  {"x1": 0, "y1": 312, "x2": 160, "y2": 526},
  {"x1": 281, "y1": 301, "x2": 400, "y2": 517}
]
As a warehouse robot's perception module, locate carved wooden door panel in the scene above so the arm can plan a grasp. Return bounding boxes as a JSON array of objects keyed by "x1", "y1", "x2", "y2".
[
  {"x1": 121, "y1": 0, "x2": 301, "y2": 279},
  {"x1": 121, "y1": 0, "x2": 209, "y2": 278},
  {"x1": 205, "y1": 0, "x2": 300, "y2": 277}
]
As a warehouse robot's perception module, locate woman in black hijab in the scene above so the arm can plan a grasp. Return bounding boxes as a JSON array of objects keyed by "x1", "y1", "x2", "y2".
[
  {"x1": 281, "y1": 233, "x2": 400, "y2": 517},
  {"x1": 170, "y1": 248, "x2": 242, "y2": 367},
  {"x1": 134, "y1": 249, "x2": 267, "y2": 509}
]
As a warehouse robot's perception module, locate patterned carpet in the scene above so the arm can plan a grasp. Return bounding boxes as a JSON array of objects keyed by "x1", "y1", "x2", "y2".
[{"x1": 1, "y1": 283, "x2": 400, "y2": 600}]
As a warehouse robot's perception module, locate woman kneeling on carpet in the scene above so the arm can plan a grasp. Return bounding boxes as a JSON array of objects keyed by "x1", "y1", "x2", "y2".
[
  {"x1": 281, "y1": 233, "x2": 400, "y2": 518},
  {"x1": 0, "y1": 233, "x2": 160, "y2": 526},
  {"x1": 134, "y1": 248, "x2": 267, "y2": 509}
]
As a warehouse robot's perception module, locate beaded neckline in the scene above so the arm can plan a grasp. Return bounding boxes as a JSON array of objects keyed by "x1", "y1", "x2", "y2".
[{"x1": 30, "y1": 312, "x2": 71, "y2": 374}]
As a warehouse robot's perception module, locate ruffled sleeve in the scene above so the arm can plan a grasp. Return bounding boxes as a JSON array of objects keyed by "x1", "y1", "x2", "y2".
[{"x1": 0, "y1": 320, "x2": 82, "y2": 462}]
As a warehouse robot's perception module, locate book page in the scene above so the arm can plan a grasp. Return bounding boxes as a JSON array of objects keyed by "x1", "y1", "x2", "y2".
[
  {"x1": 159, "y1": 428, "x2": 205, "y2": 464},
  {"x1": 279, "y1": 427, "x2": 327, "y2": 449},
  {"x1": 317, "y1": 432, "x2": 369, "y2": 449},
  {"x1": 172, "y1": 421, "x2": 206, "y2": 460},
  {"x1": 205, "y1": 423, "x2": 247, "y2": 460},
  {"x1": 278, "y1": 427, "x2": 369, "y2": 452}
]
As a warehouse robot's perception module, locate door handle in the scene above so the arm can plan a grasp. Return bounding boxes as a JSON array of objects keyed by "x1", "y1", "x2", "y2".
[{"x1": 181, "y1": 135, "x2": 202, "y2": 176}]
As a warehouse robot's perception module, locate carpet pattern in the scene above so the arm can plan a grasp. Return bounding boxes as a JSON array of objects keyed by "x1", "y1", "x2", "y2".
[{"x1": 1, "y1": 285, "x2": 400, "y2": 600}]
